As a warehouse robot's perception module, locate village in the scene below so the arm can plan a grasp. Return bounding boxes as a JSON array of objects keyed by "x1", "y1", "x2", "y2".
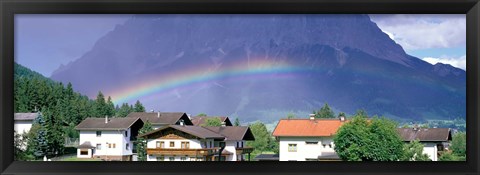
[{"x1": 14, "y1": 109, "x2": 463, "y2": 162}]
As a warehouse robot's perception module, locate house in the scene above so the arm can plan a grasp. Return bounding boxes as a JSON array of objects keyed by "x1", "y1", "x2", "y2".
[
  {"x1": 138, "y1": 123, "x2": 255, "y2": 161},
  {"x1": 126, "y1": 112, "x2": 193, "y2": 129},
  {"x1": 272, "y1": 115, "x2": 346, "y2": 161},
  {"x1": 191, "y1": 116, "x2": 233, "y2": 126},
  {"x1": 203, "y1": 126, "x2": 255, "y2": 161},
  {"x1": 397, "y1": 127, "x2": 452, "y2": 161},
  {"x1": 75, "y1": 116, "x2": 144, "y2": 161},
  {"x1": 14, "y1": 112, "x2": 38, "y2": 134}
]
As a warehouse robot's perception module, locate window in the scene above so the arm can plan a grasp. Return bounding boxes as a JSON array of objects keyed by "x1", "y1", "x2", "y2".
[
  {"x1": 210, "y1": 141, "x2": 213, "y2": 148},
  {"x1": 126, "y1": 143, "x2": 130, "y2": 150},
  {"x1": 156, "y1": 141, "x2": 161, "y2": 148},
  {"x1": 181, "y1": 142, "x2": 190, "y2": 149},
  {"x1": 96, "y1": 144, "x2": 101, "y2": 150},
  {"x1": 180, "y1": 157, "x2": 187, "y2": 161},
  {"x1": 328, "y1": 144, "x2": 332, "y2": 148},
  {"x1": 170, "y1": 141, "x2": 175, "y2": 147},
  {"x1": 306, "y1": 141, "x2": 318, "y2": 145},
  {"x1": 113, "y1": 143, "x2": 116, "y2": 148},
  {"x1": 124, "y1": 131, "x2": 128, "y2": 137},
  {"x1": 156, "y1": 156, "x2": 164, "y2": 161},
  {"x1": 236, "y1": 142, "x2": 239, "y2": 148},
  {"x1": 288, "y1": 144, "x2": 297, "y2": 152},
  {"x1": 322, "y1": 144, "x2": 327, "y2": 148},
  {"x1": 241, "y1": 141, "x2": 243, "y2": 148},
  {"x1": 96, "y1": 131, "x2": 101, "y2": 137},
  {"x1": 80, "y1": 150, "x2": 88, "y2": 155},
  {"x1": 169, "y1": 157, "x2": 175, "y2": 161},
  {"x1": 160, "y1": 141, "x2": 165, "y2": 148}
]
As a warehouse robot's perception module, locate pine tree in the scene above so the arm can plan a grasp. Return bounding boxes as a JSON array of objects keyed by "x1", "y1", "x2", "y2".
[
  {"x1": 94, "y1": 91, "x2": 107, "y2": 117},
  {"x1": 234, "y1": 118, "x2": 241, "y2": 126},
  {"x1": 116, "y1": 103, "x2": 133, "y2": 117},
  {"x1": 106, "y1": 96, "x2": 116, "y2": 117},
  {"x1": 137, "y1": 121, "x2": 154, "y2": 161},
  {"x1": 133, "y1": 100, "x2": 146, "y2": 112},
  {"x1": 30, "y1": 112, "x2": 49, "y2": 159}
]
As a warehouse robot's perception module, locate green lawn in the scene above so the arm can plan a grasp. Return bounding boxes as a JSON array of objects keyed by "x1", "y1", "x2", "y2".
[{"x1": 60, "y1": 157, "x2": 102, "y2": 161}]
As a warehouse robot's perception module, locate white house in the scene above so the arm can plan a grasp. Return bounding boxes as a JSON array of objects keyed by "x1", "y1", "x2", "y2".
[
  {"x1": 397, "y1": 127, "x2": 452, "y2": 161},
  {"x1": 14, "y1": 113, "x2": 38, "y2": 134},
  {"x1": 272, "y1": 115, "x2": 346, "y2": 161},
  {"x1": 126, "y1": 112, "x2": 193, "y2": 129},
  {"x1": 75, "y1": 116, "x2": 144, "y2": 161},
  {"x1": 139, "y1": 123, "x2": 254, "y2": 161}
]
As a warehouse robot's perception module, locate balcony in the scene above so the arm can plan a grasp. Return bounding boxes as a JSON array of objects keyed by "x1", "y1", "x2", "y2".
[
  {"x1": 146, "y1": 147, "x2": 222, "y2": 156},
  {"x1": 235, "y1": 147, "x2": 254, "y2": 155}
]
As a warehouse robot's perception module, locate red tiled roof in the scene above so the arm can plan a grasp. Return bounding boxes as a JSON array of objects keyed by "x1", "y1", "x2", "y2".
[{"x1": 272, "y1": 119, "x2": 346, "y2": 137}]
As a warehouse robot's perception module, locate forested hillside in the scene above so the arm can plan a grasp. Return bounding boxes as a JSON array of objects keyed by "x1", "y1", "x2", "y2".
[{"x1": 14, "y1": 62, "x2": 146, "y2": 160}]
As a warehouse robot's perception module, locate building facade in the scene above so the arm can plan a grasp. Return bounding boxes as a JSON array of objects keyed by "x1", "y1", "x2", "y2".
[
  {"x1": 14, "y1": 113, "x2": 38, "y2": 134},
  {"x1": 272, "y1": 116, "x2": 346, "y2": 161},
  {"x1": 75, "y1": 117, "x2": 144, "y2": 161},
  {"x1": 397, "y1": 128, "x2": 452, "y2": 161}
]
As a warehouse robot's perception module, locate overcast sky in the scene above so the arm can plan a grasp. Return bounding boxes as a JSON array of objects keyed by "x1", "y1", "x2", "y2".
[{"x1": 15, "y1": 14, "x2": 467, "y2": 77}]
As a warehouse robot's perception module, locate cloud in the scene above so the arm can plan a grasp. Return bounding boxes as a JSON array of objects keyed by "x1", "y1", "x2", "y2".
[
  {"x1": 422, "y1": 55, "x2": 466, "y2": 70},
  {"x1": 370, "y1": 14, "x2": 466, "y2": 51}
]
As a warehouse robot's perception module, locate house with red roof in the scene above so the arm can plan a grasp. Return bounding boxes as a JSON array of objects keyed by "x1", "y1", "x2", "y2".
[{"x1": 272, "y1": 115, "x2": 346, "y2": 161}]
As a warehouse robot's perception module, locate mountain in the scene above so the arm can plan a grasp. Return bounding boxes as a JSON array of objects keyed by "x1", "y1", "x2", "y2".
[{"x1": 50, "y1": 14, "x2": 466, "y2": 122}]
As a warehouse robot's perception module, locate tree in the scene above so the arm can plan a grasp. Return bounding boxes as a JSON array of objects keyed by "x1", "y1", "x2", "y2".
[
  {"x1": 116, "y1": 103, "x2": 133, "y2": 117},
  {"x1": 247, "y1": 122, "x2": 278, "y2": 158},
  {"x1": 201, "y1": 118, "x2": 222, "y2": 127},
  {"x1": 333, "y1": 114, "x2": 404, "y2": 161},
  {"x1": 234, "y1": 118, "x2": 241, "y2": 126},
  {"x1": 315, "y1": 103, "x2": 335, "y2": 118},
  {"x1": 29, "y1": 112, "x2": 49, "y2": 159},
  {"x1": 106, "y1": 96, "x2": 116, "y2": 117},
  {"x1": 450, "y1": 132, "x2": 466, "y2": 158},
  {"x1": 14, "y1": 131, "x2": 33, "y2": 160},
  {"x1": 197, "y1": 113, "x2": 207, "y2": 117},
  {"x1": 439, "y1": 151, "x2": 461, "y2": 161},
  {"x1": 401, "y1": 140, "x2": 431, "y2": 161},
  {"x1": 338, "y1": 112, "x2": 346, "y2": 118},
  {"x1": 94, "y1": 91, "x2": 107, "y2": 117},
  {"x1": 133, "y1": 100, "x2": 146, "y2": 112},
  {"x1": 136, "y1": 121, "x2": 154, "y2": 161},
  {"x1": 286, "y1": 113, "x2": 296, "y2": 119}
]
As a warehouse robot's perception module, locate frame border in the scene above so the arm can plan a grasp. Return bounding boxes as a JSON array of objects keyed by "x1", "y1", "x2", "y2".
[{"x1": 1, "y1": 0, "x2": 479, "y2": 175}]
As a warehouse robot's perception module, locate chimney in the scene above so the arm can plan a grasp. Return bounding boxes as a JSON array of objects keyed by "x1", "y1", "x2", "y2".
[
  {"x1": 150, "y1": 109, "x2": 154, "y2": 113},
  {"x1": 105, "y1": 115, "x2": 108, "y2": 124},
  {"x1": 413, "y1": 124, "x2": 419, "y2": 131},
  {"x1": 157, "y1": 112, "x2": 160, "y2": 118},
  {"x1": 309, "y1": 114, "x2": 315, "y2": 120},
  {"x1": 187, "y1": 113, "x2": 192, "y2": 119},
  {"x1": 221, "y1": 122, "x2": 226, "y2": 127}
]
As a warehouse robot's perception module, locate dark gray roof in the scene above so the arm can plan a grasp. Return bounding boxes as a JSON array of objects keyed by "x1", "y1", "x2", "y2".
[
  {"x1": 14, "y1": 113, "x2": 38, "y2": 121},
  {"x1": 139, "y1": 125, "x2": 225, "y2": 139},
  {"x1": 254, "y1": 154, "x2": 279, "y2": 161},
  {"x1": 397, "y1": 128, "x2": 452, "y2": 142},
  {"x1": 204, "y1": 126, "x2": 255, "y2": 141},
  {"x1": 318, "y1": 152, "x2": 341, "y2": 160},
  {"x1": 77, "y1": 141, "x2": 95, "y2": 149},
  {"x1": 75, "y1": 117, "x2": 142, "y2": 131},
  {"x1": 191, "y1": 116, "x2": 232, "y2": 126},
  {"x1": 126, "y1": 112, "x2": 193, "y2": 125}
]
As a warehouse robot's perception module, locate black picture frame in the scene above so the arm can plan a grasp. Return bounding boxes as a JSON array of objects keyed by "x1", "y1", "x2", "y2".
[{"x1": 1, "y1": 0, "x2": 479, "y2": 174}]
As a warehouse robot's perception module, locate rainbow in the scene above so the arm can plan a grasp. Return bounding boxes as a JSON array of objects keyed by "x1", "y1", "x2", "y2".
[
  {"x1": 110, "y1": 59, "x2": 312, "y2": 104},
  {"x1": 110, "y1": 57, "x2": 450, "y2": 105}
]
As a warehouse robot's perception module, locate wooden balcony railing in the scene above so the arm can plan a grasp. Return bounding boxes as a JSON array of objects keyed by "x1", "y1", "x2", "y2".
[
  {"x1": 146, "y1": 147, "x2": 222, "y2": 156},
  {"x1": 235, "y1": 147, "x2": 254, "y2": 154}
]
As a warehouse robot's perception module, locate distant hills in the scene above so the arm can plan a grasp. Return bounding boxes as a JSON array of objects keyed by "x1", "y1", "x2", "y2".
[{"x1": 50, "y1": 14, "x2": 466, "y2": 122}]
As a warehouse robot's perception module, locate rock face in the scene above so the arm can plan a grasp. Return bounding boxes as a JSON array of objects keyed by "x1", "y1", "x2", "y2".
[{"x1": 50, "y1": 14, "x2": 466, "y2": 122}]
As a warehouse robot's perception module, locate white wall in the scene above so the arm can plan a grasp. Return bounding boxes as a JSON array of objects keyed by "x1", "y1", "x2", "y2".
[
  {"x1": 14, "y1": 120, "x2": 33, "y2": 134},
  {"x1": 278, "y1": 136, "x2": 335, "y2": 161},
  {"x1": 422, "y1": 142, "x2": 438, "y2": 161},
  {"x1": 78, "y1": 129, "x2": 132, "y2": 157}
]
